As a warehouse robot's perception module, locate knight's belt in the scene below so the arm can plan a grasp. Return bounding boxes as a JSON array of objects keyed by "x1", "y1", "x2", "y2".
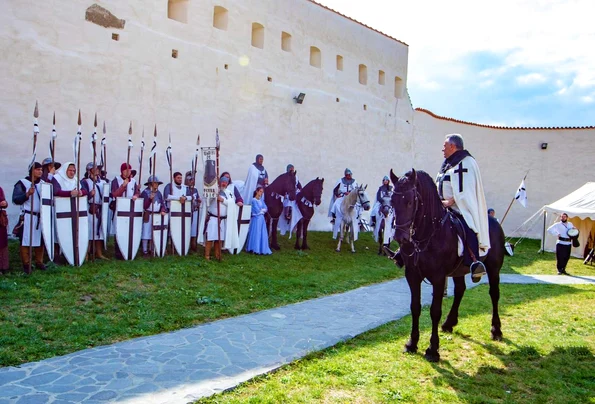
[
  {"x1": 24, "y1": 210, "x2": 40, "y2": 217},
  {"x1": 208, "y1": 212, "x2": 227, "y2": 219},
  {"x1": 559, "y1": 237, "x2": 570, "y2": 241}
]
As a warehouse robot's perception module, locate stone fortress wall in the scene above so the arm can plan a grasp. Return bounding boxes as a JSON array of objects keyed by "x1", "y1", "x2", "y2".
[{"x1": 0, "y1": 0, "x2": 592, "y2": 235}]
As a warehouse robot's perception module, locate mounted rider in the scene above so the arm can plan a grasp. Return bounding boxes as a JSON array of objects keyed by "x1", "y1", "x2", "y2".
[
  {"x1": 328, "y1": 168, "x2": 358, "y2": 224},
  {"x1": 393, "y1": 133, "x2": 489, "y2": 283},
  {"x1": 371, "y1": 175, "x2": 393, "y2": 228}
]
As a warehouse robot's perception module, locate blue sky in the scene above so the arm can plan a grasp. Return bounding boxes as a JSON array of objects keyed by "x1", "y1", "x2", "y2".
[{"x1": 318, "y1": 0, "x2": 595, "y2": 127}]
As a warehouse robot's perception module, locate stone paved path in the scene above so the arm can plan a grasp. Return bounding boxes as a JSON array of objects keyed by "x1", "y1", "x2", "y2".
[{"x1": 1, "y1": 274, "x2": 593, "y2": 403}]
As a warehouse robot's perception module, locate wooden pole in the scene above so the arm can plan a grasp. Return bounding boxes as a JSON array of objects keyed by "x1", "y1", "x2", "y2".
[
  {"x1": 193, "y1": 135, "x2": 200, "y2": 243},
  {"x1": 151, "y1": 125, "x2": 157, "y2": 256},
  {"x1": 168, "y1": 134, "x2": 174, "y2": 255},
  {"x1": 216, "y1": 129, "x2": 221, "y2": 261},
  {"x1": 500, "y1": 171, "x2": 529, "y2": 225},
  {"x1": 74, "y1": 110, "x2": 82, "y2": 266},
  {"x1": 28, "y1": 101, "x2": 39, "y2": 273},
  {"x1": 51, "y1": 112, "x2": 56, "y2": 163},
  {"x1": 91, "y1": 113, "x2": 98, "y2": 261},
  {"x1": 138, "y1": 128, "x2": 145, "y2": 189},
  {"x1": 126, "y1": 121, "x2": 132, "y2": 181},
  {"x1": 102, "y1": 121, "x2": 107, "y2": 179}
]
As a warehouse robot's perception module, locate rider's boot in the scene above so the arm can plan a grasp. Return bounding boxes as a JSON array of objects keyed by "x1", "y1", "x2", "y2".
[{"x1": 470, "y1": 261, "x2": 487, "y2": 283}]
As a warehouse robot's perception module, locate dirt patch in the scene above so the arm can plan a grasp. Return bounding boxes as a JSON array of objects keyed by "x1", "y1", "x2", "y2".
[{"x1": 85, "y1": 4, "x2": 125, "y2": 29}]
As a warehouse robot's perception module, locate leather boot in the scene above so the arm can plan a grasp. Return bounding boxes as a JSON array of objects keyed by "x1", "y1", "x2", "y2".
[
  {"x1": 20, "y1": 246, "x2": 32, "y2": 274},
  {"x1": 95, "y1": 240, "x2": 109, "y2": 260},
  {"x1": 190, "y1": 237, "x2": 197, "y2": 253},
  {"x1": 34, "y1": 247, "x2": 46, "y2": 270},
  {"x1": 214, "y1": 241, "x2": 222, "y2": 261},
  {"x1": 205, "y1": 241, "x2": 212, "y2": 261}
]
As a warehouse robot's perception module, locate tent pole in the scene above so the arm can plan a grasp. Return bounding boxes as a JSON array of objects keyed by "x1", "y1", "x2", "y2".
[{"x1": 541, "y1": 210, "x2": 546, "y2": 254}]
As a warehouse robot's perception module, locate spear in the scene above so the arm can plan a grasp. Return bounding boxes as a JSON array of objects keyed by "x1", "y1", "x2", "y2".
[
  {"x1": 126, "y1": 121, "x2": 133, "y2": 181},
  {"x1": 101, "y1": 121, "x2": 107, "y2": 180},
  {"x1": 50, "y1": 112, "x2": 57, "y2": 163},
  {"x1": 27, "y1": 101, "x2": 39, "y2": 273},
  {"x1": 91, "y1": 113, "x2": 98, "y2": 261},
  {"x1": 150, "y1": 125, "x2": 158, "y2": 256},
  {"x1": 166, "y1": 133, "x2": 173, "y2": 255},
  {"x1": 216, "y1": 128, "x2": 221, "y2": 262},
  {"x1": 73, "y1": 110, "x2": 82, "y2": 266},
  {"x1": 192, "y1": 135, "x2": 200, "y2": 242},
  {"x1": 138, "y1": 127, "x2": 145, "y2": 188}
]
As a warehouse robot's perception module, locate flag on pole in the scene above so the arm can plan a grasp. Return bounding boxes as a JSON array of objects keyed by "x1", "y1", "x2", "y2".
[
  {"x1": 74, "y1": 125, "x2": 82, "y2": 163},
  {"x1": 515, "y1": 179, "x2": 527, "y2": 208},
  {"x1": 49, "y1": 113, "x2": 57, "y2": 159},
  {"x1": 138, "y1": 130, "x2": 145, "y2": 165},
  {"x1": 215, "y1": 128, "x2": 220, "y2": 149},
  {"x1": 100, "y1": 123, "x2": 107, "y2": 167}
]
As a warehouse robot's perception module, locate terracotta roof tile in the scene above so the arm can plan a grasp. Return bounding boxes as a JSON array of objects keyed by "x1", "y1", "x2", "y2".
[
  {"x1": 415, "y1": 108, "x2": 595, "y2": 131},
  {"x1": 306, "y1": 0, "x2": 408, "y2": 47}
]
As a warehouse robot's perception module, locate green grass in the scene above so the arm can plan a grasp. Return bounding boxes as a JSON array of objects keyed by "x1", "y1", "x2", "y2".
[
  {"x1": 196, "y1": 284, "x2": 595, "y2": 403},
  {"x1": 1, "y1": 233, "x2": 593, "y2": 371},
  {"x1": 0, "y1": 231, "x2": 397, "y2": 367}
]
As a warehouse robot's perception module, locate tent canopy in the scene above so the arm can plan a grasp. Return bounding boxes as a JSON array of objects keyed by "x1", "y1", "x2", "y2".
[{"x1": 544, "y1": 182, "x2": 595, "y2": 220}]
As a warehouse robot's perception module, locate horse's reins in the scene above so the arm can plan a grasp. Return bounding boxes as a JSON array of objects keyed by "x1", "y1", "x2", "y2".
[{"x1": 393, "y1": 185, "x2": 444, "y2": 267}]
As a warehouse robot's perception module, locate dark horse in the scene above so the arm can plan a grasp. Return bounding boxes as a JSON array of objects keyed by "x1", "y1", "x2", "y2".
[
  {"x1": 265, "y1": 171, "x2": 298, "y2": 250},
  {"x1": 389, "y1": 169, "x2": 505, "y2": 362},
  {"x1": 294, "y1": 177, "x2": 324, "y2": 250}
]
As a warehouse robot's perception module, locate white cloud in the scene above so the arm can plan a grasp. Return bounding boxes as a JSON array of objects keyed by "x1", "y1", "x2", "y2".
[
  {"x1": 516, "y1": 73, "x2": 547, "y2": 86},
  {"x1": 316, "y1": 0, "x2": 595, "y2": 121},
  {"x1": 581, "y1": 96, "x2": 594, "y2": 103}
]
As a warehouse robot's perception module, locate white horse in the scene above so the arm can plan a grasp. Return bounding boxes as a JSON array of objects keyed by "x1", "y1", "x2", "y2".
[{"x1": 334, "y1": 184, "x2": 371, "y2": 253}]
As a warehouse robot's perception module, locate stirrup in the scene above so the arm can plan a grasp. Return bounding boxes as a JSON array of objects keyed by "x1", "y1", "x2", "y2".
[{"x1": 470, "y1": 261, "x2": 486, "y2": 283}]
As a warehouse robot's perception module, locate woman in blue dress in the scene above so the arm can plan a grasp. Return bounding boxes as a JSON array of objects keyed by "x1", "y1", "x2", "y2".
[{"x1": 246, "y1": 186, "x2": 272, "y2": 255}]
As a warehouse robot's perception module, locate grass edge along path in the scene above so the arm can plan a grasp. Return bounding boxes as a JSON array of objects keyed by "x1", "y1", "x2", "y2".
[{"x1": 196, "y1": 283, "x2": 595, "y2": 404}]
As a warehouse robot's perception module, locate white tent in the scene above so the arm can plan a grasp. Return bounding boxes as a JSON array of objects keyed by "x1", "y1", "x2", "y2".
[{"x1": 541, "y1": 182, "x2": 595, "y2": 258}]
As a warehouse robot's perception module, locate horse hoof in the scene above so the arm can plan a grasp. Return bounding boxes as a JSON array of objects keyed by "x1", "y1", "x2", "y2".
[
  {"x1": 272, "y1": 245, "x2": 281, "y2": 251},
  {"x1": 424, "y1": 349, "x2": 440, "y2": 362},
  {"x1": 302, "y1": 245, "x2": 310, "y2": 250},
  {"x1": 294, "y1": 245, "x2": 301, "y2": 250},
  {"x1": 335, "y1": 249, "x2": 341, "y2": 253},
  {"x1": 491, "y1": 328, "x2": 503, "y2": 341},
  {"x1": 351, "y1": 250, "x2": 356, "y2": 254},
  {"x1": 404, "y1": 342, "x2": 418, "y2": 354},
  {"x1": 441, "y1": 324, "x2": 454, "y2": 333}
]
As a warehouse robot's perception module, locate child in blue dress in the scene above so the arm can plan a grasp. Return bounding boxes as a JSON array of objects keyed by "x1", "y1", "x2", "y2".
[{"x1": 246, "y1": 186, "x2": 272, "y2": 255}]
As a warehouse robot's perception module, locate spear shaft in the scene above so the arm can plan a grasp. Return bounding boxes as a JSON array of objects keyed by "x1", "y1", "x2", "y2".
[
  {"x1": 216, "y1": 129, "x2": 221, "y2": 261},
  {"x1": 151, "y1": 126, "x2": 157, "y2": 256},
  {"x1": 91, "y1": 113, "x2": 98, "y2": 261},
  {"x1": 28, "y1": 101, "x2": 39, "y2": 273},
  {"x1": 168, "y1": 134, "x2": 173, "y2": 255},
  {"x1": 74, "y1": 110, "x2": 82, "y2": 266}
]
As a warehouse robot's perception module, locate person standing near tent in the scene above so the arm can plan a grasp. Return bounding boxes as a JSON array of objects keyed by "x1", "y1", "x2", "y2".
[{"x1": 547, "y1": 212, "x2": 574, "y2": 275}]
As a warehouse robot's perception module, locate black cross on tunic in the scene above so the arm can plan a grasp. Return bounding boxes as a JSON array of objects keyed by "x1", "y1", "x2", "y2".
[
  {"x1": 170, "y1": 202, "x2": 192, "y2": 255},
  {"x1": 56, "y1": 197, "x2": 88, "y2": 265},
  {"x1": 454, "y1": 163, "x2": 468, "y2": 193},
  {"x1": 117, "y1": 199, "x2": 143, "y2": 260}
]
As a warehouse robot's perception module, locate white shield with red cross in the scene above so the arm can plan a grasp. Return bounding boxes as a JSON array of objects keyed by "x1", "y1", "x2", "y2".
[
  {"x1": 101, "y1": 183, "x2": 111, "y2": 248},
  {"x1": 169, "y1": 200, "x2": 192, "y2": 256},
  {"x1": 229, "y1": 203, "x2": 251, "y2": 255},
  {"x1": 115, "y1": 197, "x2": 144, "y2": 261},
  {"x1": 55, "y1": 196, "x2": 89, "y2": 267}
]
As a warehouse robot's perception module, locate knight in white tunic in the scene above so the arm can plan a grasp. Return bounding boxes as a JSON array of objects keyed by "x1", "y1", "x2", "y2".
[
  {"x1": 241, "y1": 154, "x2": 268, "y2": 204},
  {"x1": 81, "y1": 162, "x2": 108, "y2": 259},
  {"x1": 12, "y1": 162, "x2": 46, "y2": 273},
  {"x1": 436, "y1": 134, "x2": 489, "y2": 282},
  {"x1": 204, "y1": 177, "x2": 236, "y2": 260},
  {"x1": 328, "y1": 168, "x2": 359, "y2": 221},
  {"x1": 140, "y1": 175, "x2": 166, "y2": 256}
]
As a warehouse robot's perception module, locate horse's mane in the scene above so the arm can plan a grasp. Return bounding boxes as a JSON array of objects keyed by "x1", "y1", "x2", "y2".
[
  {"x1": 300, "y1": 178, "x2": 323, "y2": 196},
  {"x1": 268, "y1": 171, "x2": 296, "y2": 193},
  {"x1": 402, "y1": 170, "x2": 444, "y2": 224}
]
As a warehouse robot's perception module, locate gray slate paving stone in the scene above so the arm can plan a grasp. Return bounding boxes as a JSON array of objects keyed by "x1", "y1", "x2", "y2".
[{"x1": 0, "y1": 275, "x2": 592, "y2": 404}]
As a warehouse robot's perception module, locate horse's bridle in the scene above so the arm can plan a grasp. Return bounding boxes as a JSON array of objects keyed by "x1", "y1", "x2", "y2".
[{"x1": 392, "y1": 185, "x2": 421, "y2": 243}]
